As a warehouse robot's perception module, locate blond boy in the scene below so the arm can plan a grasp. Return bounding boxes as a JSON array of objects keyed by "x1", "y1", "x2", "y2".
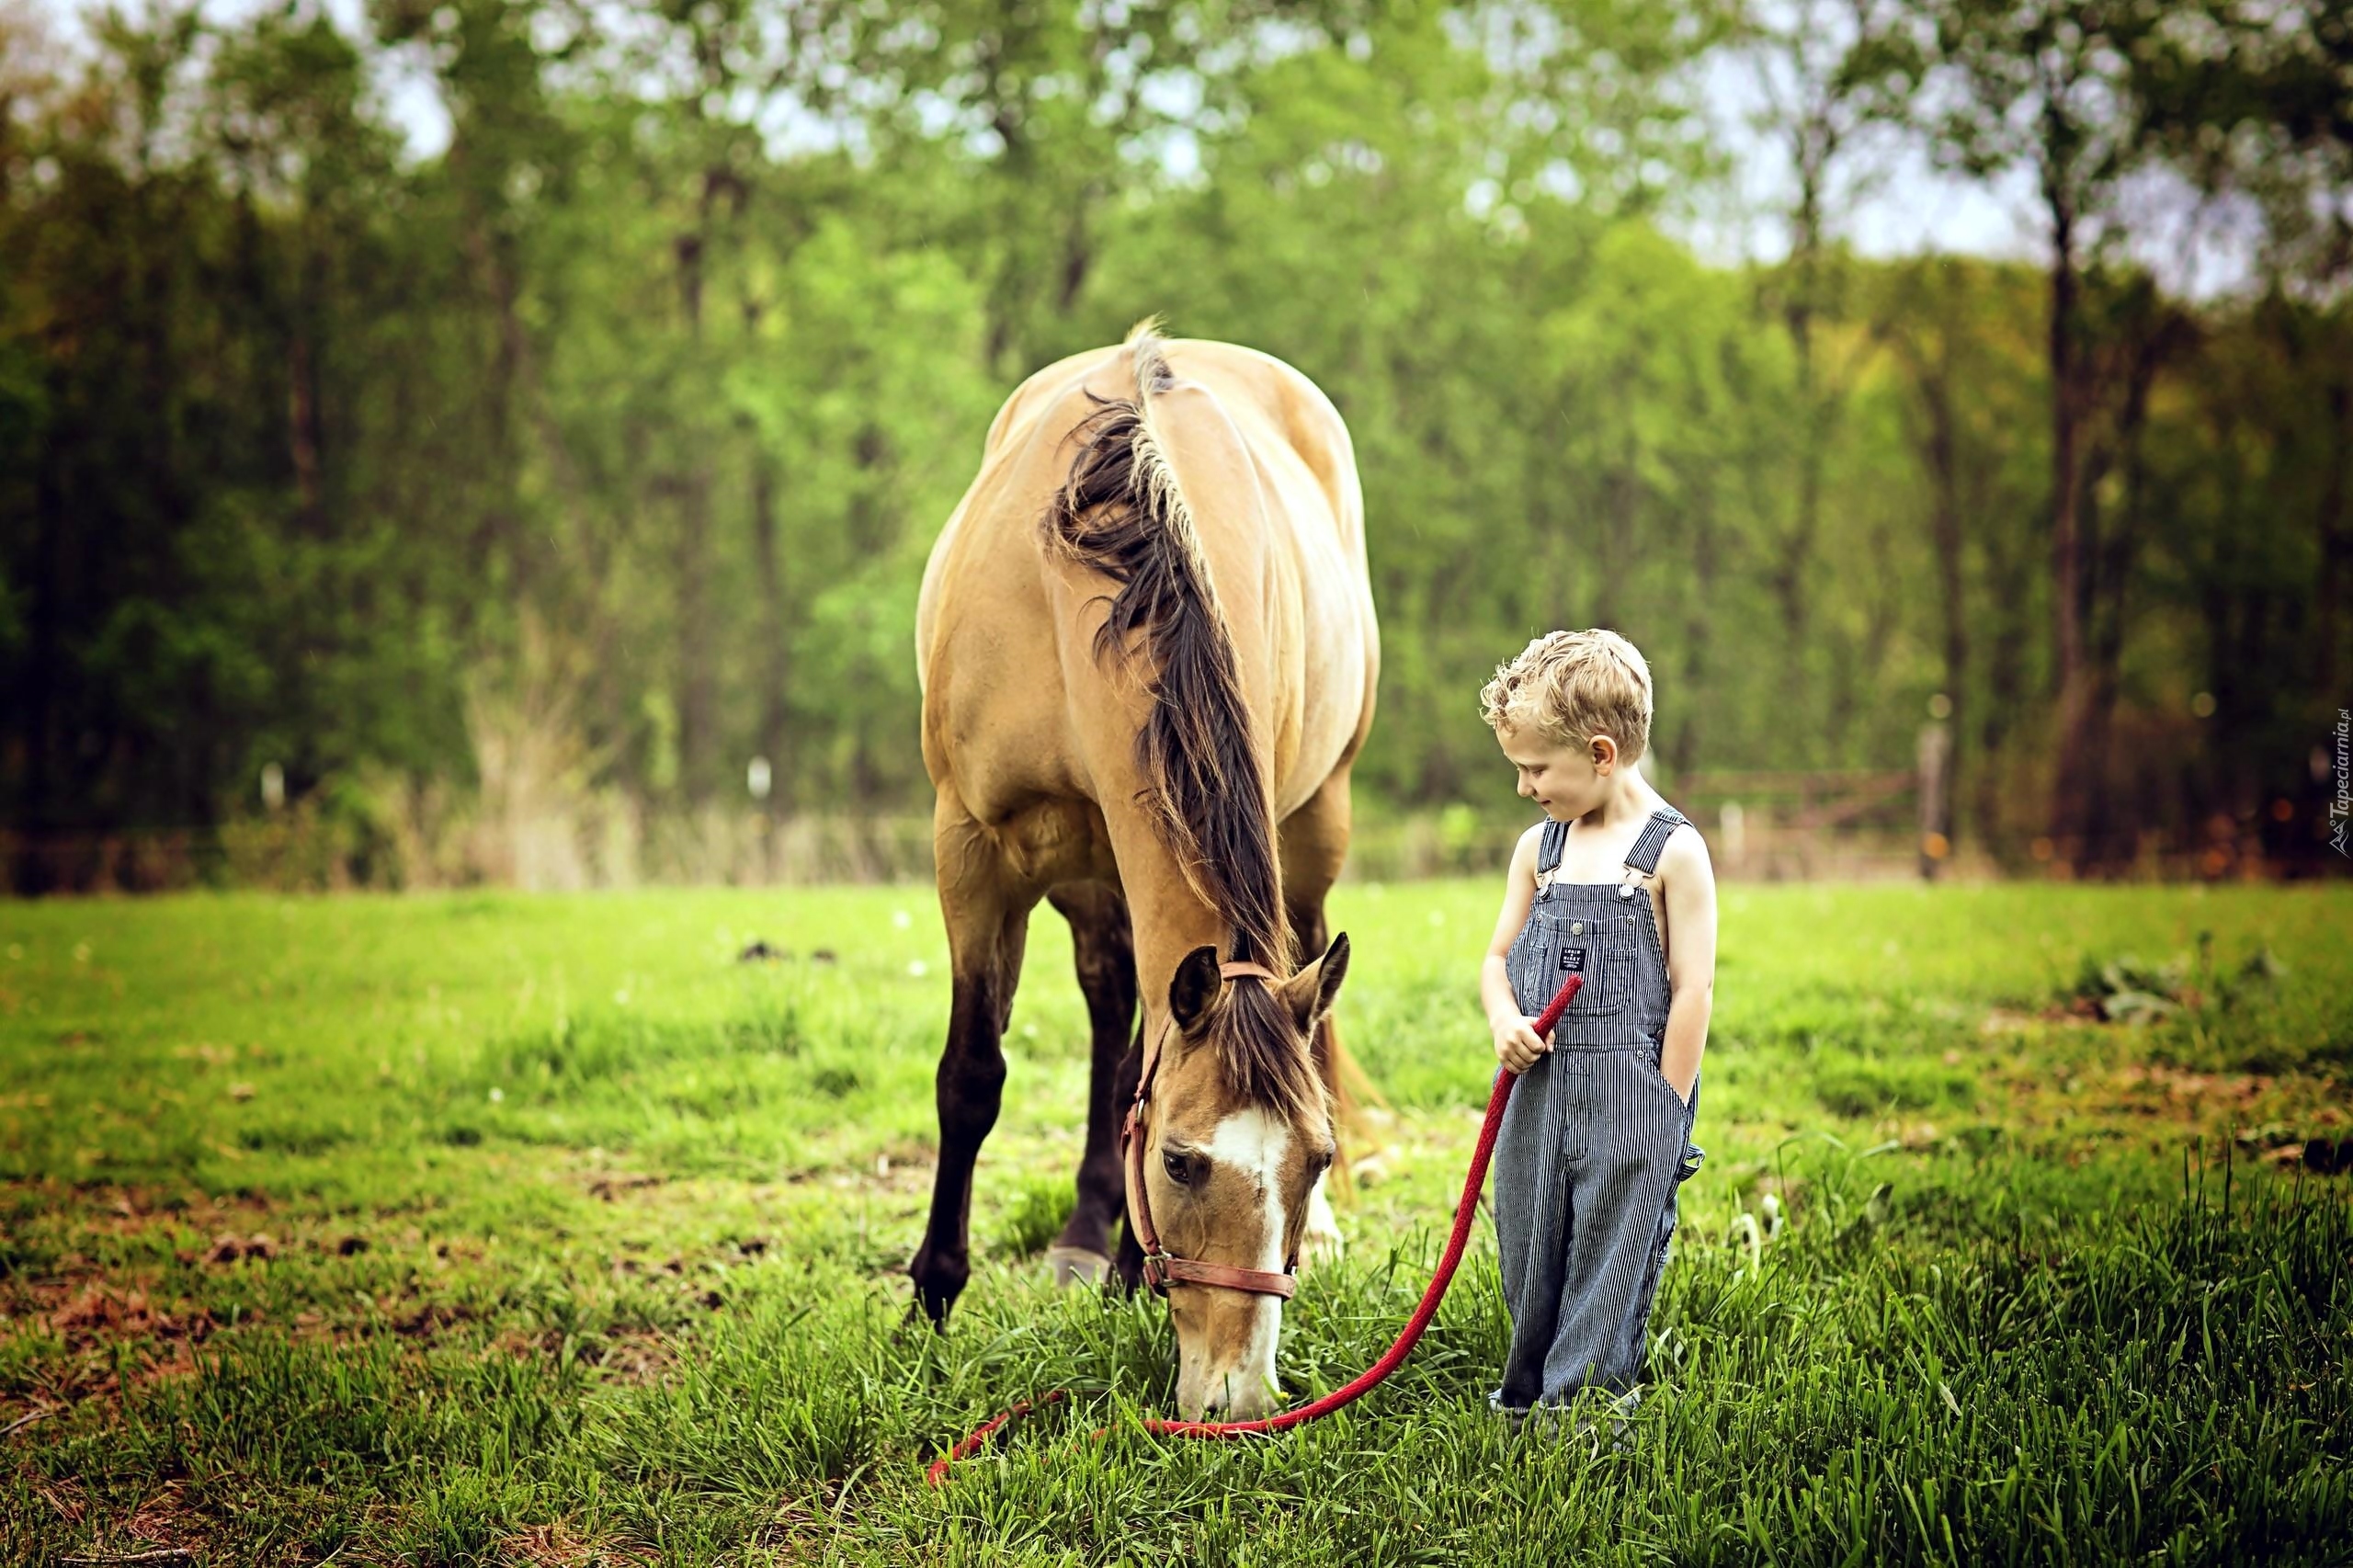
[{"x1": 1475, "y1": 629, "x2": 1716, "y2": 1426}]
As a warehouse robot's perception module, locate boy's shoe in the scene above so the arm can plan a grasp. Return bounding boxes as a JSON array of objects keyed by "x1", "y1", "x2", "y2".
[{"x1": 1489, "y1": 1387, "x2": 1642, "y2": 1453}]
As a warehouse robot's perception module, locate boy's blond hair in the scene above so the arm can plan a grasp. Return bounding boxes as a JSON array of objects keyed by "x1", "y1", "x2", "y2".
[{"x1": 1479, "y1": 629, "x2": 1654, "y2": 764}]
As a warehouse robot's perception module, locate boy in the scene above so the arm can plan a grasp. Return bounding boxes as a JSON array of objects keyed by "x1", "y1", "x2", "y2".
[{"x1": 1476, "y1": 628, "x2": 1716, "y2": 1436}]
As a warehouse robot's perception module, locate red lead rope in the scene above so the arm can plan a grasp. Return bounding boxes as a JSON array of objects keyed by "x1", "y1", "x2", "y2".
[{"x1": 926, "y1": 971, "x2": 1584, "y2": 1485}]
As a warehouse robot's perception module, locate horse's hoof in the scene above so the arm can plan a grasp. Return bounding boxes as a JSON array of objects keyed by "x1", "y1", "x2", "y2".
[
  {"x1": 1046, "y1": 1245, "x2": 1112, "y2": 1287},
  {"x1": 901, "y1": 1287, "x2": 952, "y2": 1336},
  {"x1": 1300, "y1": 1176, "x2": 1344, "y2": 1267}
]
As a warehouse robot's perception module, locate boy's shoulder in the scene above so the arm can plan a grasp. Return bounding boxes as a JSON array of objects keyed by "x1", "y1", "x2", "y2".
[
  {"x1": 1506, "y1": 819, "x2": 1548, "y2": 878},
  {"x1": 1651, "y1": 806, "x2": 1712, "y2": 876}
]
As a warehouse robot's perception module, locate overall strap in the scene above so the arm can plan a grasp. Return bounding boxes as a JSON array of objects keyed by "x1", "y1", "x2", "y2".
[
  {"x1": 1534, "y1": 817, "x2": 1568, "y2": 875},
  {"x1": 1620, "y1": 806, "x2": 1688, "y2": 879}
]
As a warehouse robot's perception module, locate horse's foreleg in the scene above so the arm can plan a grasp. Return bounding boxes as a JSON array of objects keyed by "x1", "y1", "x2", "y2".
[
  {"x1": 1045, "y1": 882, "x2": 1137, "y2": 1287},
  {"x1": 910, "y1": 846, "x2": 1031, "y2": 1328}
]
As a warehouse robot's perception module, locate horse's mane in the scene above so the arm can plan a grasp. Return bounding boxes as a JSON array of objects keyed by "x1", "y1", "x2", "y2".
[{"x1": 1042, "y1": 319, "x2": 1319, "y2": 1121}]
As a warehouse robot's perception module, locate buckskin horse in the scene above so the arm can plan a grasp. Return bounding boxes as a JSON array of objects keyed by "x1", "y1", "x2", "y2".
[{"x1": 910, "y1": 319, "x2": 1379, "y2": 1418}]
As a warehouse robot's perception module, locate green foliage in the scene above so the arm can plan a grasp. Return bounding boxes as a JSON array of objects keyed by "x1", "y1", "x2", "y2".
[
  {"x1": 2076, "y1": 950, "x2": 2182, "y2": 1009},
  {"x1": 0, "y1": 0, "x2": 2343, "y2": 887},
  {"x1": 2063, "y1": 932, "x2": 2292, "y2": 1062}
]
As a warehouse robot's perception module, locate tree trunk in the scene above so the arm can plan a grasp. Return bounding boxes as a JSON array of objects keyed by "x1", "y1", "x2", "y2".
[
  {"x1": 2321, "y1": 376, "x2": 2349, "y2": 696},
  {"x1": 1772, "y1": 127, "x2": 1830, "y2": 740},
  {"x1": 1977, "y1": 525, "x2": 2028, "y2": 865},
  {"x1": 1877, "y1": 264, "x2": 1972, "y2": 847},
  {"x1": 671, "y1": 174, "x2": 722, "y2": 804},
  {"x1": 2043, "y1": 179, "x2": 2094, "y2": 871},
  {"x1": 1923, "y1": 367, "x2": 1969, "y2": 842},
  {"x1": 2076, "y1": 449, "x2": 2130, "y2": 877},
  {"x1": 750, "y1": 454, "x2": 790, "y2": 819},
  {"x1": 457, "y1": 192, "x2": 579, "y2": 607},
  {"x1": 1590, "y1": 442, "x2": 1638, "y2": 630},
  {"x1": 1056, "y1": 196, "x2": 1094, "y2": 314},
  {"x1": 18, "y1": 463, "x2": 67, "y2": 884},
  {"x1": 288, "y1": 327, "x2": 324, "y2": 535},
  {"x1": 2078, "y1": 312, "x2": 2182, "y2": 873},
  {"x1": 1672, "y1": 501, "x2": 1717, "y2": 779},
  {"x1": 676, "y1": 474, "x2": 718, "y2": 803}
]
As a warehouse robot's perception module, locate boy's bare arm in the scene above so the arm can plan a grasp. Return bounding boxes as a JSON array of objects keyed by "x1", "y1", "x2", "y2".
[
  {"x1": 1482, "y1": 824, "x2": 1548, "y2": 1073},
  {"x1": 1656, "y1": 827, "x2": 1717, "y2": 1103}
]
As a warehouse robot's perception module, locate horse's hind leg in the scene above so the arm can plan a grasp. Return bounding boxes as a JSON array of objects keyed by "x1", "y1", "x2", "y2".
[
  {"x1": 1285, "y1": 873, "x2": 1346, "y2": 1268},
  {"x1": 1043, "y1": 881, "x2": 1138, "y2": 1288},
  {"x1": 1282, "y1": 770, "x2": 1358, "y2": 1267},
  {"x1": 909, "y1": 810, "x2": 1035, "y2": 1328}
]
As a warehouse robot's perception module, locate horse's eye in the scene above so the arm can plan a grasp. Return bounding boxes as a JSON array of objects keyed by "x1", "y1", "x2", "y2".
[{"x1": 1163, "y1": 1148, "x2": 1197, "y2": 1186}]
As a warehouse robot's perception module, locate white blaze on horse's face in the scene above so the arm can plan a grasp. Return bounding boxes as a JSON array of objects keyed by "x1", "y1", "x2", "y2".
[
  {"x1": 1152, "y1": 1087, "x2": 1336, "y2": 1420},
  {"x1": 1170, "y1": 1108, "x2": 1290, "y2": 1417}
]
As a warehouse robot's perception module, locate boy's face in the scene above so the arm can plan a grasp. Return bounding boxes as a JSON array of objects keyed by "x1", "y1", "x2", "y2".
[{"x1": 1496, "y1": 722, "x2": 1615, "y2": 822}]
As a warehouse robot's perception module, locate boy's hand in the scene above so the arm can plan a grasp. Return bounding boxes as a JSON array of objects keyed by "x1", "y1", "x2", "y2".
[{"x1": 1492, "y1": 1015, "x2": 1550, "y2": 1074}]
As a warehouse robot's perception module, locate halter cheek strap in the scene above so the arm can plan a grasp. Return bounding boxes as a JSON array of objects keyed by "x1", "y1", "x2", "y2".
[{"x1": 1122, "y1": 960, "x2": 1301, "y2": 1301}]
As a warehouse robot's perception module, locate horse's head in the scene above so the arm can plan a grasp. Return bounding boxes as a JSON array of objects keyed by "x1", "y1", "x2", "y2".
[{"x1": 1135, "y1": 935, "x2": 1349, "y2": 1418}]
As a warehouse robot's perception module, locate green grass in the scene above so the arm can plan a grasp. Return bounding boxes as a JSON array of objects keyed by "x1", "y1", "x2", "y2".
[{"x1": 1, "y1": 882, "x2": 2348, "y2": 1564}]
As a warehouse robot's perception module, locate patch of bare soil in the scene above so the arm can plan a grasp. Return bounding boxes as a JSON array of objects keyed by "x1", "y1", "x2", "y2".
[
  {"x1": 21, "y1": 1284, "x2": 224, "y2": 1402},
  {"x1": 483, "y1": 1319, "x2": 680, "y2": 1384},
  {"x1": 760, "y1": 1482, "x2": 854, "y2": 1558},
  {"x1": 391, "y1": 1301, "x2": 478, "y2": 1340},
  {"x1": 1849, "y1": 1118, "x2": 1954, "y2": 1153},
  {"x1": 2108, "y1": 1062, "x2": 2276, "y2": 1110},
  {"x1": 192, "y1": 1233, "x2": 278, "y2": 1265},
  {"x1": 48, "y1": 1286, "x2": 218, "y2": 1352},
  {"x1": 1996, "y1": 1057, "x2": 2353, "y2": 1173},
  {"x1": 103, "y1": 1479, "x2": 211, "y2": 1560},
  {"x1": 576, "y1": 1327, "x2": 678, "y2": 1384},
  {"x1": 25, "y1": 1476, "x2": 87, "y2": 1531},
  {"x1": 0, "y1": 1177, "x2": 268, "y2": 1232},
  {"x1": 1980, "y1": 1006, "x2": 2104, "y2": 1035},
  {"x1": 499, "y1": 1520, "x2": 656, "y2": 1566}
]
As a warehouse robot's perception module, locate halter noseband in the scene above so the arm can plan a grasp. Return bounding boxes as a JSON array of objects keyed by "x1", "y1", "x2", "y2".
[{"x1": 1121, "y1": 960, "x2": 1302, "y2": 1301}]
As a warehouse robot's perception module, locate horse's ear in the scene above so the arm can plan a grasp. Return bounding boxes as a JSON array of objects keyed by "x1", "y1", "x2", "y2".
[
  {"x1": 1169, "y1": 944, "x2": 1224, "y2": 1032},
  {"x1": 1280, "y1": 932, "x2": 1350, "y2": 1036}
]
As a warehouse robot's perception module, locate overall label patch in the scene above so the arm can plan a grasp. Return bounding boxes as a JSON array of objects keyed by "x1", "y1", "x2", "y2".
[{"x1": 1558, "y1": 947, "x2": 1586, "y2": 973}]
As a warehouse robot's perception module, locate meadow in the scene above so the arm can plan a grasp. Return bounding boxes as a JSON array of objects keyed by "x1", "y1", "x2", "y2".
[{"x1": 1, "y1": 881, "x2": 2347, "y2": 1565}]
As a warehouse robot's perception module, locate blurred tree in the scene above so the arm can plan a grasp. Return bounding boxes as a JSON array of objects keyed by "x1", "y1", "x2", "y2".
[
  {"x1": 1865, "y1": 256, "x2": 2047, "y2": 852},
  {"x1": 2134, "y1": 0, "x2": 2352, "y2": 844},
  {"x1": 0, "y1": 0, "x2": 2341, "y2": 886},
  {"x1": 2137, "y1": 0, "x2": 2352, "y2": 296},
  {"x1": 1739, "y1": 0, "x2": 1885, "y2": 747},
  {"x1": 1861, "y1": 0, "x2": 2170, "y2": 869}
]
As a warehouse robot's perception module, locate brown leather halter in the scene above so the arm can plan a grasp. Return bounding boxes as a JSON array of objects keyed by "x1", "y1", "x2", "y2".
[{"x1": 1121, "y1": 960, "x2": 1301, "y2": 1300}]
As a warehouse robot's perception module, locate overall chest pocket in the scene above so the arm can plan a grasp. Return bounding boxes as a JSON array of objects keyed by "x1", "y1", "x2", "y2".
[{"x1": 1518, "y1": 907, "x2": 1636, "y2": 1020}]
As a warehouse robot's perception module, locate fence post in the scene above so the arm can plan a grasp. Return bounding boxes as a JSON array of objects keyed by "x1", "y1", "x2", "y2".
[{"x1": 1917, "y1": 722, "x2": 1952, "y2": 881}]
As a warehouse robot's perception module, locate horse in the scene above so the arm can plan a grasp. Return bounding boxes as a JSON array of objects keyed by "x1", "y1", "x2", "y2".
[{"x1": 910, "y1": 318, "x2": 1380, "y2": 1418}]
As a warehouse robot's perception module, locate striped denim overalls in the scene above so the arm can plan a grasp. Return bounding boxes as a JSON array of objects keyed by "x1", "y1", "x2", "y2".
[{"x1": 1490, "y1": 805, "x2": 1705, "y2": 1412}]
